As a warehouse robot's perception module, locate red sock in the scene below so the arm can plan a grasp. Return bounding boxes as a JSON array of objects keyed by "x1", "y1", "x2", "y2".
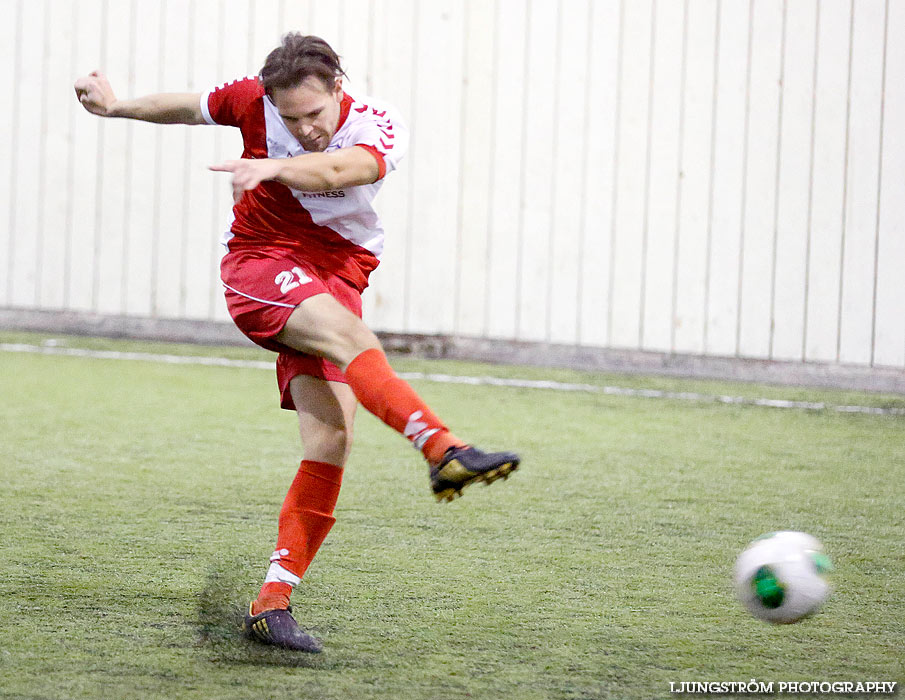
[
  {"x1": 253, "y1": 460, "x2": 343, "y2": 614},
  {"x1": 254, "y1": 582, "x2": 291, "y2": 613},
  {"x1": 344, "y1": 348, "x2": 464, "y2": 463}
]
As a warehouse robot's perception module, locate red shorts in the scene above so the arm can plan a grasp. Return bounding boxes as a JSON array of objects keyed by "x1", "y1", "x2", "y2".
[{"x1": 220, "y1": 248, "x2": 363, "y2": 410}]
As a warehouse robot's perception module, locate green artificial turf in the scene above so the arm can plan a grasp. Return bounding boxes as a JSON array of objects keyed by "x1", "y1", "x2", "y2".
[{"x1": 0, "y1": 333, "x2": 902, "y2": 699}]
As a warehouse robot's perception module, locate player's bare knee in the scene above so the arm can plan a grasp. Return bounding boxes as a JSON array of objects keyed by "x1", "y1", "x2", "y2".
[
  {"x1": 327, "y1": 323, "x2": 381, "y2": 369},
  {"x1": 303, "y1": 424, "x2": 354, "y2": 466}
]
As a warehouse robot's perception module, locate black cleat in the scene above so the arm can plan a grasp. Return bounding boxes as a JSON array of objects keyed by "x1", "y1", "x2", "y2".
[
  {"x1": 242, "y1": 603, "x2": 323, "y2": 653},
  {"x1": 429, "y1": 445, "x2": 520, "y2": 502}
]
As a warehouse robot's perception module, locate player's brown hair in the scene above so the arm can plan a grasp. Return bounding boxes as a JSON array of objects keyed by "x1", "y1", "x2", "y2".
[{"x1": 259, "y1": 33, "x2": 346, "y2": 94}]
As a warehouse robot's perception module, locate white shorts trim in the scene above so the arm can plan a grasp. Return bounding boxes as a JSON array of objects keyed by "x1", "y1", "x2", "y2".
[{"x1": 222, "y1": 281, "x2": 296, "y2": 308}]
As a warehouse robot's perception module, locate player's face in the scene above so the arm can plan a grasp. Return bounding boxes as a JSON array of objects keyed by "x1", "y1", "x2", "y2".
[{"x1": 272, "y1": 76, "x2": 344, "y2": 152}]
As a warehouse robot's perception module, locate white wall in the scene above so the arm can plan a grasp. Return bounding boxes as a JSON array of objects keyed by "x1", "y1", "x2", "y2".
[{"x1": 1, "y1": 0, "x2": 903, "y2": 369}]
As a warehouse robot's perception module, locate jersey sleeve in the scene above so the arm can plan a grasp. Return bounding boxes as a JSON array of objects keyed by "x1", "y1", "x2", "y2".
[
  {"x1": 345, "y1": 102, "x2": 409, "y2": 181},
  {"x1": 200, "y1": 77, "x2": 264, "y2": 127}
]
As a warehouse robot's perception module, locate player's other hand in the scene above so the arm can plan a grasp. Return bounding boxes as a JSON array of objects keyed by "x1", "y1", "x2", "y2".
[
  {"x1": 74, "y1": 70, "x2": 118, "y2": 117},
  {"x1": 210, "y1": 159, "x2": 283, "y2": 202}
]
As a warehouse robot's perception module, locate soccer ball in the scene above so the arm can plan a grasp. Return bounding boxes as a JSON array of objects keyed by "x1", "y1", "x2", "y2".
[{"x1": 734, "y1": 531, "x2": 832, "y2": 624}]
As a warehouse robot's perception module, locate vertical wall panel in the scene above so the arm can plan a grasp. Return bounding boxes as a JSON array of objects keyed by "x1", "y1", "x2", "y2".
[
  {"x1": 839, "y1": 0, "x2": 886, "y2": 364},
  {"x1": 0, "y1": 1, "x2": 16, "y2": 306},
  {"x1": 38, "y1": 0, "x2": 75, "y2": 309},
  {"x1": 547, "y1": 0, "x2": 590, "y2": 345},
  {"x1": 771, "y1": 0, "x2": 818, "y2": 361},
  {"x1": 610, "y1": 0, "x2": 652, "y2": 349},
  {"x1": 577, "y1": 0, "x2": 620, "y2": 347},
  {"x1": 641, "y1": 0, "x2": 684, "y2": 352},
  {"x1": 485, "y1": 0, "x2": 527, "y2": 339},
  {"x1": 279, "y1": 1, "x2": 311, "y2": 45},
  {"x1": 222, "y1": 0, "x2": 254, "y2": 79},
  {"x1": 706, "y1": 0, "x2": 748, "y2": 356},
  {"x1": 363, "y1": 0, "x2": 415, "y2": 332},
  {"x1": 68, "y1": 0, "x2": 104, "y2": 313},
  {"x1": 737, "y1": 0, "x2": 782, "y2": 359},
  {"x1": 249, "y1": 0, "x2": 283, "y2": 68},
  {"x1": 308, "y1": 0, "x2": 341, "y2": 49},
  {"x1": 218, "y1": 0, "x2": 255, "y2": 78},
  {"x1": 9, "y1": 0, "x2": 46, "y2": 307},
  {"x1": 153, "y1": 1, "x2": 192, "y2": 318},
  {"x1": 210, "y1": 0, "x2": 252, "y2": 322},
  {"x1": 404, "y1": 0, "x2": 463, "y2": 333},
  {"x1": 516, "y1": 0, "x2": 558, "y2": 342},
  {"x1": 122, "y1": 0, "x2": 162, "y2": 317},
  {"x1": 874, "y1": 0, "x2": 905, "y2": 368},
  {"x1": 339, "y1": 0, "x2": 372, "y2": 95},
  {"x1": 93, "y1": 0, "x2": 132, "y2": 314},
  {"x1": 804, "y1": 0, "x2": 851, "y2": 362},
  {"x1": 454, "y1": 0, "x2": 495, "y2": 337},
  {"x1": 673, "y1": 0, "x2": 718, "y2": 355},
  {"x1": 182, "y1": 0, "x2": 222, "y2": 319}
]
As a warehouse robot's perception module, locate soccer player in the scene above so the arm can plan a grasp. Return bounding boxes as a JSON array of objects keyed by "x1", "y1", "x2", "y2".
[{"x1": 74, "y1": 33, "x2": 519, "y2": 653}]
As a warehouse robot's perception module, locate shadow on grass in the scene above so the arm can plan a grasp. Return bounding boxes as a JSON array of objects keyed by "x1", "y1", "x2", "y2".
[{"x1": 196, "y1": 558, "x2": 335, "y2": 669}]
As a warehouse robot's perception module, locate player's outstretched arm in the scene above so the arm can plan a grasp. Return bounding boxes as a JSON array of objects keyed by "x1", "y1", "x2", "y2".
[
  {"x1": 74, "y1": 70, "x2": 205, "y2": 125},
  {"x1": 210, "y1": 146, "x2": 380, "y2": 199}
]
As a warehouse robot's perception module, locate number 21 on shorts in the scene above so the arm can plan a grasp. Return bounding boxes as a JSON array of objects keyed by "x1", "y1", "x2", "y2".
[{"x1": 274, "y1": 267, "x2": 312, "y2": 294}]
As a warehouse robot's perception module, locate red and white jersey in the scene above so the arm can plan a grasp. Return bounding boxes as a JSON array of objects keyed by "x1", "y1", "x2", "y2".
[{"x1": 200, "y1": 77, "x2": 408, "y2": 291}]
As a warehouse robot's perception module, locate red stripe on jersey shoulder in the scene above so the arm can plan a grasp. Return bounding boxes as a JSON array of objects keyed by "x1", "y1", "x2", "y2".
[{"x1": 356, "y1": 144, "x2": 387, "y2": 180}]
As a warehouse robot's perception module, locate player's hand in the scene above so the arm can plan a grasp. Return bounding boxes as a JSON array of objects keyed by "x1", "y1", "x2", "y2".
[
  {"x1": 74, "y1": 70, "x2": 118, "y2": 117},
  {"x1": 209, "y1": 159, "x2": 283, "y2": 201}
]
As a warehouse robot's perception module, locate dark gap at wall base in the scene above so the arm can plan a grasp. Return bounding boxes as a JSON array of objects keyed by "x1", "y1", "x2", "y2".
[{"x1": 1, "y1": 307, "x2": 903, "y2": 395}]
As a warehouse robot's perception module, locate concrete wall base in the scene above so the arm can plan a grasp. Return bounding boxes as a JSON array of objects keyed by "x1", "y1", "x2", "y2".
[{"x1": 2, "y1": 307, "x2": 903, "y2": 394}]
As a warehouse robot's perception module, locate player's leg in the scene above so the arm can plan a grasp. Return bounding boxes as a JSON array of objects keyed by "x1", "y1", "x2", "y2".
[
  {"x1": 258, "y1": 374, "x2": 355, "y2": 607},
  {"x1": 274, "y1": 290, "x2": 379, "y2": 368},
  {"x1": 245, "y1": 375, "x2": 356, "y2": 652},
  {"x1": 292, "y1": 373, "x2": 357, "y2": 466},
  {"x1": 274, "y1": 293, "x2": 520, "y2": 501},
  {"x1": 274, "y1": 293, "x2": 459, "y2": 460}
]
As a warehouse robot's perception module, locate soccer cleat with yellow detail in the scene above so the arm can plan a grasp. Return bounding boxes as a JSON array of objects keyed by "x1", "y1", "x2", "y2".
[
  {"x1": 242, "y1": 602, "x2": 323, "y2": 652},
  {"x1": 429, "y1": 445, "x2": 520, "y2": 502}
]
